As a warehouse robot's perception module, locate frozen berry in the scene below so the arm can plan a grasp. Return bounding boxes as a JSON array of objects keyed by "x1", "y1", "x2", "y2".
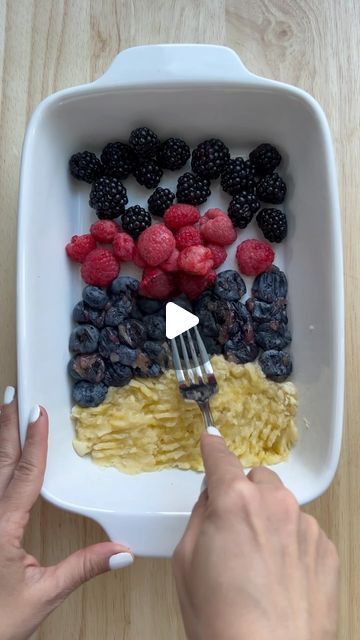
[
  {"x1": 72, "y1": 381, "x2": 108, "y2": 407},
  {"x1": 68, "y1": 354, "x2": 105, "y2": 383},
  {"x1": 139, "y1": 267, "x2": 176, "y2": 300},
  {"x1": 163, "y1": 203, "x2": 200, "y2": 230},
  {"x1": 137, "y1": 296, "x2": 164, "y2": 315},
  {"x1": 160, "y1": 248, "x2": 180, "y2": 272},
  {"x1": 118, "y1": 319, "x2": 147, "y2": 348},
  {"x1": 66, "y1": 234, "x2": 96, "y2": 263},
  {"x1": 90, "y1": 220, "x2": 119, "y2": 243},
  {"x1": 175, "y1": 225, "x2": 202, "y2": 251},
  {"x1": 246, "y1": 297, "x2": 288, "y2": 326},
  {"x1": 110, "y1": 276, "x2": 139, "y2": 297},
  {"x1": 176, "y1": 172, "x2": 211, "y2": 205},
  {"x1": 228, "y1": 192, "x2": 260, "y2": 228},
  {"x1": 109, "y1": 344, "x2": 138, "y2": 367},
  {"x1": 104, "y1": 363, "x2": 132, "y2": 387},
  {"x1": 143, "y1": 314, "x2": 166, "y2": 341},
  {"x1": 137, "y1": 224, "x2": 176, "y2": 266},
  {"x1": 221, "y1": 157, "x2": 256, "y2": 195},
  {"x1": 158, "y1": 137, "x2": 190, "y2": 170},
  {"x1": 177, "y1": 270, "x2": 216, "y2": 300},
  {"x1": 214, "y1": 270, "x2": 246, "y2": 301},
  {"x1": 252, "y1": 265, "x2": 288, "y2": 302},
  {"x1": 178, "y1": 246, "x2": 214, "y2": 276},
  {"x1": 255, "y1": 321, "x2": 291, "y2": 351},
  {"x1": 105, "y1": 296, "x2": 133, "y2": 326},
  {"x1": 112, "y1": 232, "x2": 135, "y2": 262},
  {"x1": 73, "y1": 301, "x2": 105, "y2": 329},
  {"x1": 133, "y1": 159, "x2": 163, "y2": 189},
  {"x1": 200, "y1": 209, "x2": 237, "y2": 246},
  {"x1": 249, "y1": 143, "x2": 281, "y2": 176},
  {"x1": 81, "y1": 249, "x2": 119, "y2": 287},
  {"x1": 100, "y1": 142, "x2": 136, "y2": 179},
  {"x1": 256, "y1": 173, "x2": 287, "y2": 204},
  {"x1": 82, "y1": 285, "x2": 109, "y2": 310},
  {"x1": 89, "y1": 177, "x2": 128, "y2": 217},
  {"x1": 191, "y1": 138, "x2": 230, "y2": 179},
  {"x1": 98, "y1": 327, "x2": 120, "y2": 358},
  {"x1": 143, "y1": 341, "x2": 170, "y2": 368},
  {"x1": 224, "y1": 339, "x2": 259, "y2": 364},
  {"x1": 121, "y1": 206, "x2": 152, "y2": 239},
  {"x1": 69, "y1": 325, "x2": 99, "y2": 354},
  {"x1": 148, "y1": 187, "x2": 175, "y2": 217},
  {"x1": 129, "y1": 126, "x2": 160, "y2": 158},
  {"x1": 133, "y1": 246, "x2": 147, "y2": 268},
  {"x1": 69, "y1": 151, "x2": 103, "y2": 183},
  {"x1": 258, "y1": 350, "x2": 292, "y2": 382},
  {"x1": 256, "y1": 208, "x2": 288, "y2": 243},
  {"x1": 236, "y1": 239, "x2": 275, "y2": 276},
  {"x1": 206, "y1": 244, "x2": 227, "y2": 269}
]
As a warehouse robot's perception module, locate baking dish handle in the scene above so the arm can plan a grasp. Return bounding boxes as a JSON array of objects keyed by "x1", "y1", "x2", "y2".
[{"x1": 93, "y1": 44, "x2": 255, "y2": 87}]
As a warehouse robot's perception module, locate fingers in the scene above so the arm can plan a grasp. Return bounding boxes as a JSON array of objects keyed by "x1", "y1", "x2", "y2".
[
  {"x1": 175, "y1": 489, "x2": 208, "y2": 560},
  {"x1": 0, "y1": 387, "x2": 21, "y2": 495},
  {"x1": 200, "y1": 431, "x2": 245, "y2": 495},
  {"x1": 247, "y1": 466, "x2": 284, "y2": 487}
]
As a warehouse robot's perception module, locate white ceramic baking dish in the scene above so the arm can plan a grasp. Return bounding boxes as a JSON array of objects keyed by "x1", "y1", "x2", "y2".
[{"x1": 17, "y1": 45, "x2": 344, "y2": 557}]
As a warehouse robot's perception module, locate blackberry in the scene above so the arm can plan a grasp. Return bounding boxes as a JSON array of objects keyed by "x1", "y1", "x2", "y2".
[
  {"x1": 129, "y1": 126, "x2": 160, "y2": 158},
  {"x1": 69, "y1": 151, "x2": 103, "y2": 183},
  {"x1": 191, "y1": 138, "x2": 230, "y2": 179},
  {"x1": 148, "y1": 187, "x2": 175, "y2": 217},
  {"x1": 256, "y1": 208, "x2": 288, "y2": 243},
  {"x1": 121, "y1": 205, "x2": 152, "y2": 239},
  {"x1": 249, "y1": 143, "x2": 281, "y2": 175},
  {"x1": 228, "y1": 192, "x2": 261, "y2": 228},
  {"x1": 133, "y1": 159, "x2": 163, "y2": 189},
  {"x1": 100, "y1": 142, "x2": 136, "y2": 179},
  {"x1": 89, "y1": 177, "x2": 128, "y2": 217},
  {"x1": 158, "y1": 137, "x2": 190, "y2": 170},
  {"x1": 221, "y1": 157, "x2": 256, "y2": 195},
  {"x1": 176, "y1": 172, "x2": 211, "y2": 205},
  {"x1": 256, "y1": 173, "x2": 287, "y2": 204}
]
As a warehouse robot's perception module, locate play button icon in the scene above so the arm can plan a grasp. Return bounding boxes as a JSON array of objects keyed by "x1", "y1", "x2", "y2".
[{"x1": 165, "y1": 302, "x2": 199, "y2": 340}]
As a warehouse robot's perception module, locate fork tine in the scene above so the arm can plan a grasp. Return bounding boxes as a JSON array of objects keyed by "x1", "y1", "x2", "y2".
[
  {"x1": 186, "y1": 330, "x2": 204, "y2": 383},
  {"x1": 194, "y1": 326, "x2": 215, "y2": 377},
  {"x1": 170, "y1": 338, "x2": 186, "y2": 385},
  {"x1": 179, "y1": 333, "x2": 196, "y2": 384}
]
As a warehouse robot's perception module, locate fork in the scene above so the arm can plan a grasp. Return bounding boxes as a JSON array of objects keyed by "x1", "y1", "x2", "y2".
[{"x1": 170, "y1": 326, "x2": 220, "y2": 433}]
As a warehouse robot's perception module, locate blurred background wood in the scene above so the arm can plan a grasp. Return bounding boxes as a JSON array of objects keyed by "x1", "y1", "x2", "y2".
[{"x1": 0, "y1": 0, "x2": 357, "y2": 637}]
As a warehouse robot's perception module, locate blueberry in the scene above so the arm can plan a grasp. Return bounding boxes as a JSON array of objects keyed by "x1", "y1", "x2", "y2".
[
  {"x1": 231, "y1": 302, "x2": 254, "y2": 343},
  {"x1": 73, "y1": 301, "x2": 105, "y2": 329},
  {"x1": 135, "y1": 361, "x2": 162, "y2": 377},
  {"x1": 103, "y1": 362, "x2": 132, "y2": 387},
  {"x1": 259, "y1": 350, "x2": 292, "y2": 382},
  {"x1": 202, "y1": 335, "x2": 222, "y2": 355},
  {"x1": 255, "y1": 321, "x2": 291, "y2": 351},
  {"x1": 224, "y1": 339, "x2": 259, "y2": 364},
  {"x1": 98, "y1": 327, "x2": 120, "y2": 357},
  {"x1": 143, "y1": 341, "x2": 170, "y2": 368},
  {"x1": 130, "y1": 302, "x2": 144, "y2": 321},
  {"x1": 105, "y1": 295, "x2": 132, "y2": 326},
  {"x1": 246, "y1": 297, "x2": 288, "y2": 325},
  {"x1": 143, "y1": 314, "x2": 166, "y2": 341},
  {"x1": 118, "y1": 319, "x2": 147, "y2": 348},
  {"x1": 252, "y1": 266, "x2": 288, "y2": 303},
  {"x1": 69, "y1": 325, "x2": 99, "y2": 354},
  {"x1": 109, "y1": 344, "x2": 138, "y2": 367},
  {"x1": 110, "y1": 276, "x2": 139, "y2": 297},
  {"x1": 137, "y1": 296, "x2": 164, "y2": 315},
  {"x1": 72, "y1": 381, "x2": 108, "y2": 407},
  {"x1": 214, "y1": 270, "x2": 246, "y2": 301},
  {"x1": 170, "y1": 295, "x2": 193, "y2": 312},
  {"x1": 82, "y1": 285, "x2": 109, "y2": 309},
  {"x1": 200, "y1": 311, "x2": 219, "y2": 337},
  {"x1": 68, "y1": 354, "x2": 105, "y2": 383}
]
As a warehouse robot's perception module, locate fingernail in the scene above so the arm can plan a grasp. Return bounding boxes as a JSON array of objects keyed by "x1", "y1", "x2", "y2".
[
  {"x1": 29, "y1": 405, "x2": 40, "y2": 424},
  {"x1": 207, "y1": 426, "x2": 222, "y2": 437},
  {"x1": 3, "y1": 386, "x2": 15, "y2": 405},
  {"x1": 109, "y1": 552, "x2": 133, "y2": 570}
]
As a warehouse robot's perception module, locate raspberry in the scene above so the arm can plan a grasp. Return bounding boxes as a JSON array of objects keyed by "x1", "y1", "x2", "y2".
[
  {"x1": 200, "y1": 209, "x2": 237, "y2": 246},
  {"x1": 175, "y1": 225, "x2": 202, "y2": 251},
  {"x1": 236, "y1": 239, "x2": 275, "y2": 276},
  {"x1": 81, "y1": 249, "x2": 120, "y2": 287},
  {"x1": 163, "y1": 204, "x2": 200, "y2": 230},
  {"x1": 206, "y1": 244, "x2": 227, "y2": 268},
  {"x1": 178, "y1": 246, "x2": 214, "y2": 276},
  {"x1": 177, "y1": 270, "x2": 216, "y2": 300},
  {"x1": 112, "y1": 232, "x2": 135, "y2": 262},
  {"x1": 137, "y1": 224, "x2": 176, "y2": 266},
  {"x1": 160, "y1": 248, "x2": 180, "y2": 272},
  {"x1": 90, "y1": 220, "x2": 119, "y2": 243},
  {"x1": 132, "y1": 246, "x2": 147, "y2": 268},
  {"x1": 139, "y1": 267, "x2": 176, "y2": 299},
  {"x1": 66, "y1": 234, "x2": 96, "y2": 263}
]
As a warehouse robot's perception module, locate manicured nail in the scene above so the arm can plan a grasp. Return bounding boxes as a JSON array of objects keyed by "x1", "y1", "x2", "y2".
[
  {"x1": 109, "y1": 552, "x2": 133, "y2": 570},
  {"x1": 207, "y1": 426, "x2": 221, "y2": 437},
  {"x1": 29, "y1": 405, "x2": 40, "y2": 424},
  {"x1": 3, "y1": 386, "x2": 15, "y2": 405}
]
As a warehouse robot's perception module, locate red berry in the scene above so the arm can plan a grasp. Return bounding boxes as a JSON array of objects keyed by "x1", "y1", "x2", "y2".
[
  {"x1": 236, "y1": 239, "x2": 275, "y2": 276},
  {"x1": 90, "y1": 220, "x2": 119, "y2": 243},
  {"x1": 65, "y1": 234, "x2": 96, "y2": 263},
  {"x1": 139, "y1": 267, "x2": 176, "y2": 299},
  {"x1": 133, "y1": 246, "x2": 147, "y2": 268},
  {"x1": 81, "y1": 249, "x2": 119, "y2": 287},
  {"x1": 178, "y1": 246, "x2": 214, "y2": 276},
  {"x1": 206, "y1": 244, "x2": 227, "y2": 268},
  {"x1": 160, "y1": 248, "x2": 180, "y2": 272},
  {"x1": 175, "y1": 225, "x2": 202, "y2": 251},
  {"x1": 112, "y1": 232, "x2": 135, "y2": 262},
  {"x1": 177, "y1": 270, "x2": 216, "y2": 300},
  {"x1": 200, "y1": 209, "x2": 237, "y2": 246},
  {"x1": 163, "y1": 204, "x2": 200, "y2": 230},
  {"x1": 137, "y1": 224, "x2": 176, "y2": 266}
]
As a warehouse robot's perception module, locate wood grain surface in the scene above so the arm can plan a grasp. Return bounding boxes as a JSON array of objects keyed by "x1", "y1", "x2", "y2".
[{"x1": 0, "y1": 1, "x2": 358, "y2": 638}]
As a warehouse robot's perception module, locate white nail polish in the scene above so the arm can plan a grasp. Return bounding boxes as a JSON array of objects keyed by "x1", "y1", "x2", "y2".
[
  {"x1": 109, "y1": 552, "x2": 133, "y2": 570},
  {"x1": 207, "y1": 426, "x2": 222, "y2": 437},
  {"x1": 29, "y1": 405, "x2": 40, "y2": 424},
  {"x1": 3, "y1": 386, "x2": 15, "y2": 405}
]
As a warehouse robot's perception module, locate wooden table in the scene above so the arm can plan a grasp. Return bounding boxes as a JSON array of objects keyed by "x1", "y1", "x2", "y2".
[{"x1": 0, "y1": 1, "x2": 357, "y2": 638}]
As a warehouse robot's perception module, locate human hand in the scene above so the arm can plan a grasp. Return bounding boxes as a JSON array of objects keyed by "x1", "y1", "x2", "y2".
[
  {"x1": 0, "y1": 387, "x2": 133, "y2": 640},
  {"x1": 173, "y1": 432, "x2": 339, "y2": 640}
]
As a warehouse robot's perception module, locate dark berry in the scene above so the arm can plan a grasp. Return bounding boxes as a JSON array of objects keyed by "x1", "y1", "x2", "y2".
[
  {"x1": 143, "y1": 341, "x2": 170, "y2": 368},
  {"x1": 176, "y1": 172, "x2": 211, "y2": 205},
  {"x1": 246, "y1": 298, "x2": 288, "y2": 325},
  {"x1": 133, "y1": 159, "x2": 163, "y2": 189},
  {"x1": 89, "y1": 177, "x2": 128, "y2": 217},
  {"x1": 148, "y1": 187, "x2": 175, "y2": 217},
  {"x1": 69, "y1": 151, "x2": 103, "y2": 183},
  {"x1": 135, "y1": 361, "x2": 162, "y2": 378},
  {"x1": 231, "y1": 302, "x2": 254, "y2": 343},
  {"x1": 69, "y1": 325, "x2": 99, "y2": 354},
  {"x1": 259, "y1": 350, "x2": 292, "y2": 382},
  {"x1": 170, "y1": 294, "x2": 193, "y2": 312},
  {"x1": 228, "y1": 192, "x2": 260, "y2": 228},
  {"x1": 158, "y1": 137, "x2": 190, "y2": 170},
  {"x1": 221, "y1": 157, "x2": 256, "y2": 195},
  {"x1": 82, "y1": 285, "x2": 109, "y2": 309},
  {"x1": 118, "y1": 319, "x2": 147, "y2": 348},
  {"x1": 256, "y1": 173, "x2": 287, "y2": 204},
  {"x1": 191, "y1": 138, "x2": 230, "y2": 179},
  {"x1": 68, "y1": 354, "x2": 105, "y2": 383},
  {"x1": 202, "y1": 335, "x2": 222, "y2": 356},
  {"x1": 99, "y1": 327, "x2": 120, "y2": 358},
  {"x1": 252, "y1": 266, "x2": 288, "y2": 303},
  {"x1": 129, "y1": 127, "x2": 160, "y2": 158},
  {"x1": 109, "y1": 344, "x2": 138, "y2": 367},
  {"x1": 249, "y1": 143, "x2": 281, "y2": 175},
  {"x1": 121, "y1": 206, "x2": 152, "y2": 239},
  {"x1": 213, "y1": 270, "x2": 246, "y2": 302},
  {"x1": 100, "y1": 142, "x2": 136, "y2": 179},
  {"x1": 256, "y1": 208, "x2": 288, "y2": 243},
  {"x1": 136, "y1": 296, "x2": 164, "y2": 315},
  {"x1": 72, "y1": 302, "x2": 105, "y2": 329},
  {"x1": 255, "y1": 321, "x2": 291, "y2": 351},
  {"x1": 72, "y1": 381, "x2": 108, "y2": 407},
  {"x1": 110, "y1": 276, "x2": 139, "y2": 297},
  {"x1": 105, "y1": 296, "x2": 133, "y2": 326},
  {"x1": 143, "y1": 314, "x2": 166, "y2": 341},
  {"x1": 224, "y1": 338, "x2": 259, "y2": 364},
  {"x1": 104, "y1": 362, "x2": 132, "y2": 387}
]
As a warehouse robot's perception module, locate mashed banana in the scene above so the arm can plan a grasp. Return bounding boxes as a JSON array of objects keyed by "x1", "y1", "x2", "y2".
[{"x1": 72, "y1": 355, "x2": 298, "y2": 473}]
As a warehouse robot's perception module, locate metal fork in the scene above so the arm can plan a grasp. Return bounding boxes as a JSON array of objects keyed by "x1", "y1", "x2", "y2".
[{"x1": 170, "y1": 326, "x2": 219, "y2": 432}]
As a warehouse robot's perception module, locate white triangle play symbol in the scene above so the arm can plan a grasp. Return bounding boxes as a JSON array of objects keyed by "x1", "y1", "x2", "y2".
[{"x1": 165, "y1": 302, "x2": 199, "y2": 340}]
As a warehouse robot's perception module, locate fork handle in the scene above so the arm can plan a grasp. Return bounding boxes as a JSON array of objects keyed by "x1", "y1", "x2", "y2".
[{"x1": 201, "y1": 402, "x2": 221, "y2": 436}]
